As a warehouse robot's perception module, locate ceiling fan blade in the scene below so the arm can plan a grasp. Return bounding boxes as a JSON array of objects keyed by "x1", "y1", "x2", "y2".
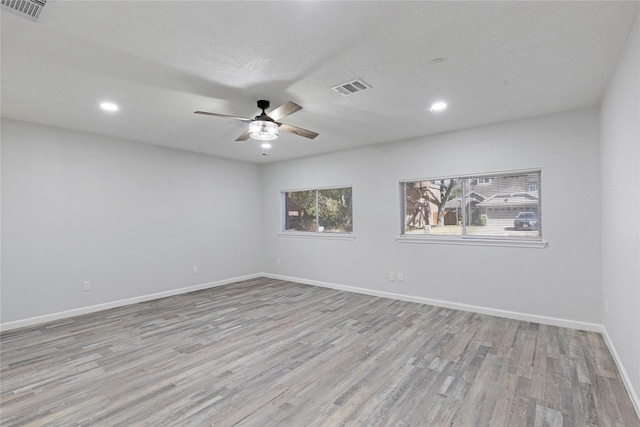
[
  {"x1": 194, "y1": 111, "x2": 252, "y2": 122},
  {"x1": 267, "y1": 101, "x2": 302, "y2": 122},
  {"x1": 278, "y1": 123, "x2": 319, "y2": 140},
  {"x1": 235, "y1": 129, "x2": 252, "y2": 141}
]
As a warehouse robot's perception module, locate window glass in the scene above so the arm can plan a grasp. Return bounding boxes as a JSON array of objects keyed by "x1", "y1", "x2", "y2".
[
  {"x1": 318, "y1": 188, "x2": 353, "y2": 233},
  {"x1": 284, "y1": 187, "x2": 353, "y2": 234},
  {"x1": 402, "y1": 170, "x2": 541, "y2": 240},
  {"x1": 404, "y1": 179, "x2": 462, "y2": 236},
  {"x1": 465, "y1": 171, "x2": 540, "y2": 238},
  {"x1": 286, "y1": 190, "x2": 316, "y2": 232}
]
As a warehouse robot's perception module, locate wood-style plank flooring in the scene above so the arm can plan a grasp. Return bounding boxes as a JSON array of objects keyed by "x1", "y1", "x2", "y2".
[{"x1": 1, "y1": 277, "x2": 638, "y2": 426}]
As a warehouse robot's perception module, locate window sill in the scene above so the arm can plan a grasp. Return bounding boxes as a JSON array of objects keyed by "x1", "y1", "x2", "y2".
[
  {"x1": 278, "y1": 232, "x2": 355, "y2": 241},
  {"x1": 396, "y1": 235, "x2": 547, "y2": 248}
]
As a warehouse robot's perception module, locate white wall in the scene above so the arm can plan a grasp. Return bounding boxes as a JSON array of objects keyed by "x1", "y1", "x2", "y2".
[
  {"x1": 261, "y1": 108, "x2": 602, "y2": 325},
  {"x1": 601, "y1": 17, "x2": 640, "y2": 409},
  {"x1": 0, "y1": 109, "x2": 606, "y2": 330},
  {"x1": 1, "y1": 119, "x2": 263, "y2": 324}
]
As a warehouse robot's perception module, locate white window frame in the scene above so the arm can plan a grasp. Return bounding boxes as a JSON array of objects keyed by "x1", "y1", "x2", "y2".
[
  {"x1": 397, "y1": 169, "x2": 546, "y2": 248},
  {"x1": 279, "y1": 185, "x2": 354, "y2": 240}
]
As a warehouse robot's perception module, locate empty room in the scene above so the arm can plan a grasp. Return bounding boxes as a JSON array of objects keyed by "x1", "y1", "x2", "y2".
[{"x1": 1, "y1": 1, "x2": 639, "y2": 426}]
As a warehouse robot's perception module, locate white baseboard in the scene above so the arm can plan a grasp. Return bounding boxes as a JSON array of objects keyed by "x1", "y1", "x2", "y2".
[
  {"x1": 0, "y1": 273, "x2": 262, "y2": 332},
  {"x1": 602, "y1": 327, "x2": 640, "y2": 419},
  {"x1": 263, "y1": 273, "x2": 603, "y2": 333},
  {"x1": 2, "y1": 272, "x2": 604, "y2": 335}
]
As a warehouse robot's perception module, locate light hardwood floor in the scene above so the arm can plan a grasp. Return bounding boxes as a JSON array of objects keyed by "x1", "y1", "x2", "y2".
[{"x1": 1, "y1": 277, "x2": 638, "y2": 426}]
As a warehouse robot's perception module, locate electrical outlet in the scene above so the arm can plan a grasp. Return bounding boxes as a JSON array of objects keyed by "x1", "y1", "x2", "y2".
[
  {"x1": 398, "y1": 273, "x2": 404, "y2": 281},
  {"x1": 384, "y1": 271, "x2": 389, "y2": 279},
  {"x1": 193, "y1": 266, "x2": 198, "y2": 274},
  {"x1": 83, "y1": 281, "x2": 91, "y2": 291},
  {"x1": 389, "y1": 272, "x2": 395, "y2": 281}
]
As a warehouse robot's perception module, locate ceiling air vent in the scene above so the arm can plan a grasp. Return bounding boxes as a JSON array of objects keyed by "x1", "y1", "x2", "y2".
[
  {"x1": 1, "y1": 0, "x2": 49, "y2": 22},
  {"x1": 331, "y1": 79, "x2": 371, "y2": 97}
]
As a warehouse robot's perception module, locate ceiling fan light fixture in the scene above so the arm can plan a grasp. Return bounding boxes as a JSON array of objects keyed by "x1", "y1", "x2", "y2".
[{"x1": 249, "y1": 120, "x2": 279, "y2": 140}]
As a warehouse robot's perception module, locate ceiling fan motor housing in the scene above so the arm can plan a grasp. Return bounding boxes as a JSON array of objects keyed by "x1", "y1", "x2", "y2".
[{"x1": 255, "y1": 100, "x2": 275, "y2": 121}]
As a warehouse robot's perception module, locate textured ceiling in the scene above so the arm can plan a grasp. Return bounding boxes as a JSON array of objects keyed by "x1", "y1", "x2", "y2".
[{"x1": 2, "y1": 1, "x2": 639, "y2": 163}]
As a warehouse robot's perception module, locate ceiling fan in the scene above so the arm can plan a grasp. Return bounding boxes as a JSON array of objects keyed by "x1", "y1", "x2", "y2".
[{"x1": 195, "y1": 100, "x2": 319, "y2": 142}]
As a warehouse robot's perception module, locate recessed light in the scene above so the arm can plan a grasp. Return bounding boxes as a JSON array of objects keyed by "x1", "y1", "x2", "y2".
[
  {"x1": 429, "y1": 102, "x2": 447, "y2": 112},
  {"x1": 100, "y1": 102, "x2": 119, "y2": 112},
  {"x1": 261, "y1": 142, "x2": 272, "y2": 149}
]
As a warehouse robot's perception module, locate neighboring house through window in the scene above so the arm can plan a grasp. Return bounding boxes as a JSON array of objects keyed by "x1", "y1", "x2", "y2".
[{"x1": 401, "y1": 170, "x2": 541, "y2": 240}]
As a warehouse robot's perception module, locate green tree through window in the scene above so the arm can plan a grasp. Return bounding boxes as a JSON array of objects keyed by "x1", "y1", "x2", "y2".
[{"x1": 285, "y1": 187, "x2": 352, "y2": 233}]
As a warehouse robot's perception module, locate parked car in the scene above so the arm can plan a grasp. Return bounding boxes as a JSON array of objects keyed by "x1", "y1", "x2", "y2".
[{"x1": 514, "y1": 212, "x2": 538, "y2": 230}]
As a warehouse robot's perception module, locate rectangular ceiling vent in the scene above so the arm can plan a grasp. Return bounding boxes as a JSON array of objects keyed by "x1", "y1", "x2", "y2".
[
  {"x1": 1, "y1": 0, "x2": 49, "y2": 22},
  {"x1": 331, "y1": 79, "x2": 371, "y2": 97}
]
